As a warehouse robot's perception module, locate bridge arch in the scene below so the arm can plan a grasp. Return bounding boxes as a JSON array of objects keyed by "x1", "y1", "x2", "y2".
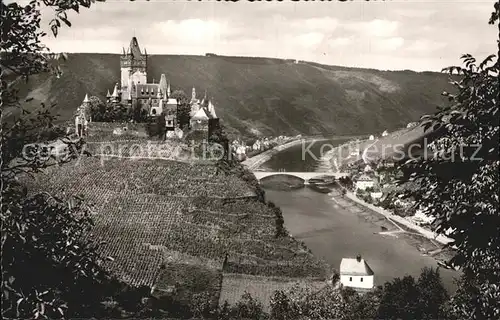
[
  {"x1": 253, "y1": 171, "x2": 348, "y2": 184},
  {"x1": 258, "y1": 173, "x2": 307, "y2": 185}
]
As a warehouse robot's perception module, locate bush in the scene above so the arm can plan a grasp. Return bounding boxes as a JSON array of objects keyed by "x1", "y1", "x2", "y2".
[
  {"x1": 267, "y1": 201, "x2": 288, "y2": 238},
  {"x1": 219, "y1": 293, "x2": 268, "y2": 320}
]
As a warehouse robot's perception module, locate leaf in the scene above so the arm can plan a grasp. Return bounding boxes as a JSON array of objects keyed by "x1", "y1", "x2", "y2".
[
  {"x1": 51, "y1": 24, "x2": 58, "y2": 37},
  {"x1": 16, "y1": 298, "x2": 24, "y2": 316},
  {"x1": 60, "y1": 17, "x2": 72, "y2": 27}
]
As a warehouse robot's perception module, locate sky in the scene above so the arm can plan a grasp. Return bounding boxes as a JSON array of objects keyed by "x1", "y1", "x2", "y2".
[{"x1": 27, "y1": 0, "x2": 498, "y2": 71}]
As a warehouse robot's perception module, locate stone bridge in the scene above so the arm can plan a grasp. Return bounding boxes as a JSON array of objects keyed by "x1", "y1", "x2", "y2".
[{"x1": 252, "y1": 171, "x2": 348, "y2": 185}]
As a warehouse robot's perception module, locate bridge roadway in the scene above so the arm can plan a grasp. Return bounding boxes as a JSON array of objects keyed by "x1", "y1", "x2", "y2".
[{"x1": 252, "y1": 171, "x2": 348, "y2": 185}]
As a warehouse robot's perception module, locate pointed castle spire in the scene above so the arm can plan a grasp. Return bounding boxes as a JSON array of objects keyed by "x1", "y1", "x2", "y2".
[
  {"x1": 112, "y1": 83, "x2": 119, "y2": 98},
  {"x1": 128, "y1": 36, "x2": 143, "y2": 59},
  {"x1": 83, "y1": 93, "x2": 89, "y2": 104},
  {"x1": 208, "y1": 100, "x2": 217, "y2": 118},
  {"x1": 106, "y1": 89, "x2": 111, "y2": 98},
  {"x1": 191, "y1": 87, "x2": 196, "y2": 101},
  {"x1": 167, "y1": 81, "x2": 171, "y2": 97}
]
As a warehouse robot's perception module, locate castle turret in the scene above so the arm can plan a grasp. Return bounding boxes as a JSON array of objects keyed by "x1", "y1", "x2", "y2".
[
  {"x1": 191, "y1": 87, "x2": 196, "y2": 102},
  {"x1": 111, "y1": 83, "x2": 119, "y2": 102},
  {"x1": 208, "y1": 99, "x2": 217, "y2": 118},
  {"x1": 167, "y1": 81, "x2": 171, "y2": 97},
  {"x1": 83, "y1": 93, "x2": 90, "y2": 104}
]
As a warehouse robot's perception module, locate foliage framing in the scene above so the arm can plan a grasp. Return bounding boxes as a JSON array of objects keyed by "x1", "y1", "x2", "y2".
[
  {"x1": 1, "y1": 1, "x2": 129, "y2": 319},
  {"x1": 398, "y1": 2, "x2": 500, "y2": 317}
]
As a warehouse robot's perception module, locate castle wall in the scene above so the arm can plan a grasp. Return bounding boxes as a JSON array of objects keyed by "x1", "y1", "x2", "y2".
[
  {"x1": 131, "y1": 70, "x2": 147, "y2": 85},
  {"x1": 120, "y1": 67, "x2": 131, "y2": 89}
]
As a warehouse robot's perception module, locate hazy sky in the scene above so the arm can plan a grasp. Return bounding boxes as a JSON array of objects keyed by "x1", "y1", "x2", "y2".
[{"x1": 31, "y1": 0, "x2": 497, "y2": 71}]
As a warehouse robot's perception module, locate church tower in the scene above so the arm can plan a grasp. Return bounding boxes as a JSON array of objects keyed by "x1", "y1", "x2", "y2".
[{"x1": 120, "y1": 37, "x2": 147, "y2": 100}]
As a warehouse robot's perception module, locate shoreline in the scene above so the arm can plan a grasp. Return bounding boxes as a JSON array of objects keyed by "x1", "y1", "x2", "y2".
[
  {"x1": 242, "y1": 137, "x2": 318, "y2": 170},
  {"x1": 318, "y1": 139, "x2": 454, "y2": 247},
  {"x1": 328, "y1": 189, "x2": 456, "y2": 267}
]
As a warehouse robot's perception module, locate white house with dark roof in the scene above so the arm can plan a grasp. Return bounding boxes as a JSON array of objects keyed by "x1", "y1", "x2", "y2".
[{"x1": 340, "y1": 255, "x2": 374, "y2": 291}]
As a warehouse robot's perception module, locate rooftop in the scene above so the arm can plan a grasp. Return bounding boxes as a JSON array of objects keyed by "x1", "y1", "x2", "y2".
[
  {"x1": 340, "y1": 257, "x2": 374, "y2": 276},
  {"x1": 357, "y1": 174, "x2": 374, "y2": 182}
]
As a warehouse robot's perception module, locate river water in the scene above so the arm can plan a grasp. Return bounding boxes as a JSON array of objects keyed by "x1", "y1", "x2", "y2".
[{"x1": 260, "y1": 139, "x2": 458, "y2": 292}]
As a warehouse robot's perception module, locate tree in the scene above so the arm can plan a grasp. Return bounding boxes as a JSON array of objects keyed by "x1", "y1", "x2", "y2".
[
  {"x1": 417, "y1": 267, "x2": 449, "y2": 320},
  {"x1": 171, "y1": 90, "x2": 191, "y2": 130},
  {"x1": 377, "y1": 275, "x2": 420, "y2": 319},
  {"x1": 1, "y1": 1, "x2": 145, "y2": 318},
  {"x1": 398, "y1": 6, "x2": 499, "y2": 317},
  {"x1": 88, "y1": 95, "x2": 106, "y2": 121},
  {"x1": 266, "y1": 201, "x2": 287, "y2": 238},
  {"x1": 341, "y1": 287, "x2": 381, "y2": 320},
  {"x1": 377, "y1": 268, "x2": 448, "y2": 320},
  {"x1": 269, "y1": 285, "x2": 347, "y2": 320},
  {"x1": 129, "y1": 102, "x2": 148, "y2": 123}
]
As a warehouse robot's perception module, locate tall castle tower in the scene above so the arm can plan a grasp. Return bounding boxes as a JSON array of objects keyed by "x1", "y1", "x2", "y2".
[{"x1": 120, "y1": 37, "x2": 147, "y2": 100}]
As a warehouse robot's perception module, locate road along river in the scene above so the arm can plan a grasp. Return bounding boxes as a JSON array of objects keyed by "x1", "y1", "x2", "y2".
[{"x1": 258, "y1": 138, "x2": 458, "y2": 293}]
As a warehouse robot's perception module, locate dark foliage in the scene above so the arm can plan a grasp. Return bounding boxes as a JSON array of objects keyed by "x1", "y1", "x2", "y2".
[
  {"x1": 377, "y1": 267, "x2": 448, "y2": 320},
  {"x1": 398, "y1": 52, "x2": 499, "y2": 318},
  {"x1": 171, "y1": 89, "x2": 191, "y2": 130},
  {"x1": 267, "y1": 201, "x2": 288, "y2": 238}
]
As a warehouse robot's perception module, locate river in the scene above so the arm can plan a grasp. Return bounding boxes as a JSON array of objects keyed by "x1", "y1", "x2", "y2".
[{"x1": 260, "y1": 139, "x2": 458, "y2": 292}]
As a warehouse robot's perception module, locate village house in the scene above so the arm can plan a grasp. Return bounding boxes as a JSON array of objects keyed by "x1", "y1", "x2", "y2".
[
  {"x1": 340, "y1": 255, "x2": 374, "y2": 292},
  {"x1": 355, "y1": 174, "x2": 376, "y2": 191},
  {"x1": 411, "y1": 207, "x2": 436, "y2": 226},
  {"x1": 252, "y1": 140, "x2": 262, "y2": 151},
  {"x1": 370, "y1": 191, "x2": 384, "y2": 202}
]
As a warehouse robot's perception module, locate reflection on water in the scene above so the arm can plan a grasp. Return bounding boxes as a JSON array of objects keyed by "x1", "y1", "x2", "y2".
[{"x1": 261, "y1": 139, "x2": 458, "y2": 292}]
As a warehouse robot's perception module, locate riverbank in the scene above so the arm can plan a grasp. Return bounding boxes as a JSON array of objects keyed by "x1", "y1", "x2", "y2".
[
  {"x1": 320, "y1": 139, "x2": 454, "y2": 248},
  {"x1": 259, "y1": 139, "x2": 458, "y2": 292},
  {"x1": 328, "y1": 188, "x2": 455, "y2": 264},
  {"x1": 242, "y1": 138, "x2": 313, "y2": 170}
]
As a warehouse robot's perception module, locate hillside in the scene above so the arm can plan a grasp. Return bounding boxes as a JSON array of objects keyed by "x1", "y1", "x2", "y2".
[
  {"x1": 21, "y1": 155, "x2": 330, "y2": 315},
  {"x1": 12, "y1": 53, "x2": 452, "y2": 139}
]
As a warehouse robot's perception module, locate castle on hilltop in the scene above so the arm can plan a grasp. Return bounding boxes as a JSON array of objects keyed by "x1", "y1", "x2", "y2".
[{"x1": 75, "y1": 36, "x2": 219, "y2": 138}]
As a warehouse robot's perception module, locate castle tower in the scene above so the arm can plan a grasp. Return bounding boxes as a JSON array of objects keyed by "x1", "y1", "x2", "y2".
[
  {"x1": 191, "y1": 87, "x2": 196, "y2": 102},
  {"x1": 120, "y1": 36, "x2": 147, "y2": 96},
  {"x1": 159, "y1": 74, "x2": 168, "y2": 97},
  {"x1": 75, "y1": 94, "x2": 91, "y2": 137}
]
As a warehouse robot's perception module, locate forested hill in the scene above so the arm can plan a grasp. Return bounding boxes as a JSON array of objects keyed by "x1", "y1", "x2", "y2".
[{"x1": 14, "y1": 53, "x2": 452, "y2": 139}]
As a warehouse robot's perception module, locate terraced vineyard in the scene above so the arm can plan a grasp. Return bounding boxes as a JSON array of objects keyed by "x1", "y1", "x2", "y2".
[
  {"x1": 21, "y1": 156, "x2": 330, "y2": 310},
  {"x1": 219, "y1": 274, "x2": 327, "y2": 312},
  {"x1": 24, "y1": 157, "x2": 255, "y2": 199}
]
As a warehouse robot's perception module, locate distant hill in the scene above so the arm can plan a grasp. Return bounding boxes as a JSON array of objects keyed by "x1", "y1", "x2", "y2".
[{"x1": 11, "y1": 53, "x2": 452, "y2": 140}]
